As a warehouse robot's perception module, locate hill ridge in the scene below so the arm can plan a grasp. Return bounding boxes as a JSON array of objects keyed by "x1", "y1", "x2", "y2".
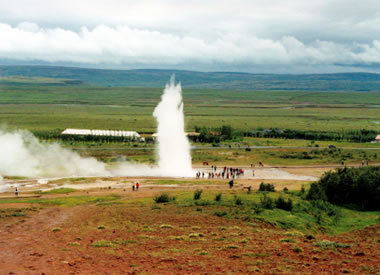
[{"x1": 1, "y1": 65, "x2": 380, "y2": 91}]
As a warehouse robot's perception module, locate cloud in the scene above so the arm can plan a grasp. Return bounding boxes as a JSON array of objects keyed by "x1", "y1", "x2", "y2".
[
  {"x1": 1, "y1": 22, "x2": 380, "y2": 69},
  {"x1": 1, "y1": 1, "x2": 380, "y2": 72}
]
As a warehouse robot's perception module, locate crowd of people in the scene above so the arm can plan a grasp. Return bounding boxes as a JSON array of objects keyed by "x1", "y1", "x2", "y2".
[{"x1": 196, "y1": 165, "x2": 246, "y2": 180}]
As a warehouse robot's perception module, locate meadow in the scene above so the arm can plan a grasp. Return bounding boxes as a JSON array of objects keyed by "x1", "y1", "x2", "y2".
[
  {"x1": 1, "y1": 78, "x2": 379, "y2": 166},
  {"x1": 1, "y1": 81, "x2": 380, "y2": 134}
]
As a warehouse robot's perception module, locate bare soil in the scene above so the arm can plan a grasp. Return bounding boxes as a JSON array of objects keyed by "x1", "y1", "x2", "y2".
[{"x1": 0, "y1": 188, "x2": 379, "y2": 274}]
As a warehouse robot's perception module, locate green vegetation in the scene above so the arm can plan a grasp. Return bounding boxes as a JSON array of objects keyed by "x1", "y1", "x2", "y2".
[
  {"x1": 163, "y1": 190, "x2": 380, "y2": 234},
  {"x1": 307, "y1": 167, "x2": 380, "y2": 210},
  {"x1": 1, "y1": 79, "x2": 380, "y2": 135},
  {"x1": 91, "y1": 240, "x2": 117, "y2": 248},
  {"x1": 243, "y1": 128, "x2": 377, "y2": 143},
  {"x1": 259, "y1": 183, "x2": 276, "y2": 192},
  {"x1": 193, "y1": 189, "x2": 203, "y2": 200},
  {"x1": 153, "y1": 193, "x2": 176, "y2": 203},
  {"x1": 275, "y1": 196, "x2": 293, "y2": 211},
  {"x1": 0, "y1": 195, "x2": 120, "y2": 206},
  {"x1": 214, "y1": 193, "x2": 222, "y2": 201},
  {"x1": 36, "y1": 188, "x2": 77, "y2": 195},
  {"x1": 313, "y1": 240, "x2": 352, "y2": 249},
  {"x1": 0, "y1": 208, "x2": 37, "y2": 220},
  {"x1": 0, "y1": 74, "x2": 379, "y2": 167}
]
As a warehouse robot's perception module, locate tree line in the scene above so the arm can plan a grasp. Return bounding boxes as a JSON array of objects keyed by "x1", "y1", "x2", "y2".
[
  {"x1": 307, "y1": 166, "x2": 380, "y2": 211},
  {"x1": 241, "y1": 128, "x2": 377, "y2": 143}
]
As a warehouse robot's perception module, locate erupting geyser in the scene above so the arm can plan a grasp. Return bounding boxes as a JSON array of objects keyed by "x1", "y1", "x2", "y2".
[
  {"x1": 0, "y1": 76, "x2": 194, "y2": 188},
  {"x1": 153, "y1": 76, "x2": 193, "y2": 177}
]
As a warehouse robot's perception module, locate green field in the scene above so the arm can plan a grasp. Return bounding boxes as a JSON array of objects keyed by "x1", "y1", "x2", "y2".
[
  {"x1": 0, "y1": 76, "x2": 379, "y2": 165},
  {"x1": 1, "y1": 81, "x2": 380, "y2": 133}
]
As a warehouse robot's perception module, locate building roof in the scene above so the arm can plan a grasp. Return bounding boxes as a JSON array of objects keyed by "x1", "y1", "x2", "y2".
[
  {"x1": 62, "y1": 128, "x2": 140, "y2": 137},
  {"x1": 376, "y1": 134, "x2": 380, "y2": 140}
]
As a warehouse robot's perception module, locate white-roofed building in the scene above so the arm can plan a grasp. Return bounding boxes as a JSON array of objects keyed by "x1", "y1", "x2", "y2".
[{"x1": 62, "y1": 128, "x2": 140, "y2": 138}]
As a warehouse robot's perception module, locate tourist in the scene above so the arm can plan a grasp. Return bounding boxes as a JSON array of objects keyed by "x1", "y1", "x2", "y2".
[
  {"x1": 228, "y1": 180, "x2": 234, "y2": 189},
  {"x1": 132, "y1": 184, "x2": 135, "y2": 191},
  {"x1": 136, "y1": 182, "x2": 140, "y2": 191}
]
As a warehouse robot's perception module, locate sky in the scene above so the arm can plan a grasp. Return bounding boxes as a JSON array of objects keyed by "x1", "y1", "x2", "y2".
[{"x1": 0, "y1": 0, "x2": 380, "y2": 73}]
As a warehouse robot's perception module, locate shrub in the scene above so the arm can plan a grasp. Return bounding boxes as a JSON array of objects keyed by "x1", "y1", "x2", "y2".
[
  {"x1": 214, "y1": 211, "x2": 227, "y2": 217},
  {"x1": 280, "y1": 238, "x2": 295, "y2": 243},
  {"x1": 214, "y1": 193, "x2": 222, "y2": 201},
  {"x1": 195, "y1": 200, "x2": 212, "y2": 206},
  {"x1": 91, "y1": 240, "x2": 117, "y2": 248},
  {"x1": 154, "y1": 193, "x2": 176, "y2": 203},
  {"x1": 259, "y1": 182, "x2": 275, "y2": 192},
  {"x1": 251, "y1": 202, "x2": 264, "y2": 214},
  {"x1": 12, "y1": 212, "x2": 25, "y2": 217},
  {"x1": 313, "y1": 240, "x2": 351, "y2": 248},
  {"x1": 235, "y1": 196, "x2": 243, "y2": 205},
  {"x1": 300, "y1": 185, "x2": 305, "y2": 194},
  {"x1": 310, "y1": 200, "x2": 340, "y2": 217},
  {"x1": 306, "y1": 183, "x2": 327, "y2": 201},
  {"x1": 194, "y1": 189, "x2": 203, "y2": 200},
  {"x1": 260, "y1": 194, "x2": 274, "y2": 209},
  {"x1": 307, "y1": 167, "x2": 380, "y2": 210},
  {"x1": 275, "y1": 196, "x2": 293, "y2": 211}
]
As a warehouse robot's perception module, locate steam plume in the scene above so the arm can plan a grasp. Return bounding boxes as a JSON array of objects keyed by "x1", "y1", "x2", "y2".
[
  {"x1": 0, "y1": 129, "x2": 109, "y2": 178},
  {"x1": 153, "y1": 76, "x2": 193, "y2": 177}
]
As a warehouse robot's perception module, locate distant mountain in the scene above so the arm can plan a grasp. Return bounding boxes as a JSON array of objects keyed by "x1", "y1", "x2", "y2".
[{"x1": 1, "y1": 65, "x2": 380, "y2": 91}]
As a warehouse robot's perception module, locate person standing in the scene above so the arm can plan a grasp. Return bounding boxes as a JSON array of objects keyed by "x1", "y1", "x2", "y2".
[
  {"x1": 15, "y1": 187, "x2": 19, "y2": 196},
  {"x1": 228, "y1": 180, "x2": 234, "y2": 189},
  {"x1": 136, "y1": 182, "x2": 140, "y2": 191}
]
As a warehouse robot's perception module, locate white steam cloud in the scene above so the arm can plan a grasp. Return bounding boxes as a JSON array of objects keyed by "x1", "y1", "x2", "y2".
[
  {"x1": 153, "y1": 76, "x2": 193, "y2": 177},
  {"x1": 0, "y1": 129, "x2": 109, "y2": 178},
  {"x1": 1, "y1": 22, "x2": 380, "y2": 68}
]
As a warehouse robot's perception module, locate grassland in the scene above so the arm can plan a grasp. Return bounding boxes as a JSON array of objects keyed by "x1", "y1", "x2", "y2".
[
  {"x1": 1, "y1": 83, "x2": 380, "y2": 134},
  {"x1": 0, "y1": 77, "x2": 379, "y2": 166}
]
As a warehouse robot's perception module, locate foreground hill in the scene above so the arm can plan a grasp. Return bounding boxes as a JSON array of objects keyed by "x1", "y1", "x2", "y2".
[
  {"x1": 0, "y1": 186, "x2": 379, "y2": 274},
  {"x1": 1, "y1": 65, "x2": 380, "y2": 91}
]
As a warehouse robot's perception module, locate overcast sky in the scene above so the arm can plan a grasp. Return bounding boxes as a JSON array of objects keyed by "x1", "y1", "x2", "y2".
[{"x1": 0, "y1": 0, "x2": 380, "y2": 73}]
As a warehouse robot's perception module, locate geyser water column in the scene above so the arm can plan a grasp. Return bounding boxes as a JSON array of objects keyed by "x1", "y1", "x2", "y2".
[{"x1": 153, "y1": 76, "x2": 193, "y2": 177}]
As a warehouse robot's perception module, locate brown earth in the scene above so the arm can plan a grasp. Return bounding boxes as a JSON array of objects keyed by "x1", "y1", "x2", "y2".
[{"x1": 0, "y1": 188, "x2": 379, "y2": 274}]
